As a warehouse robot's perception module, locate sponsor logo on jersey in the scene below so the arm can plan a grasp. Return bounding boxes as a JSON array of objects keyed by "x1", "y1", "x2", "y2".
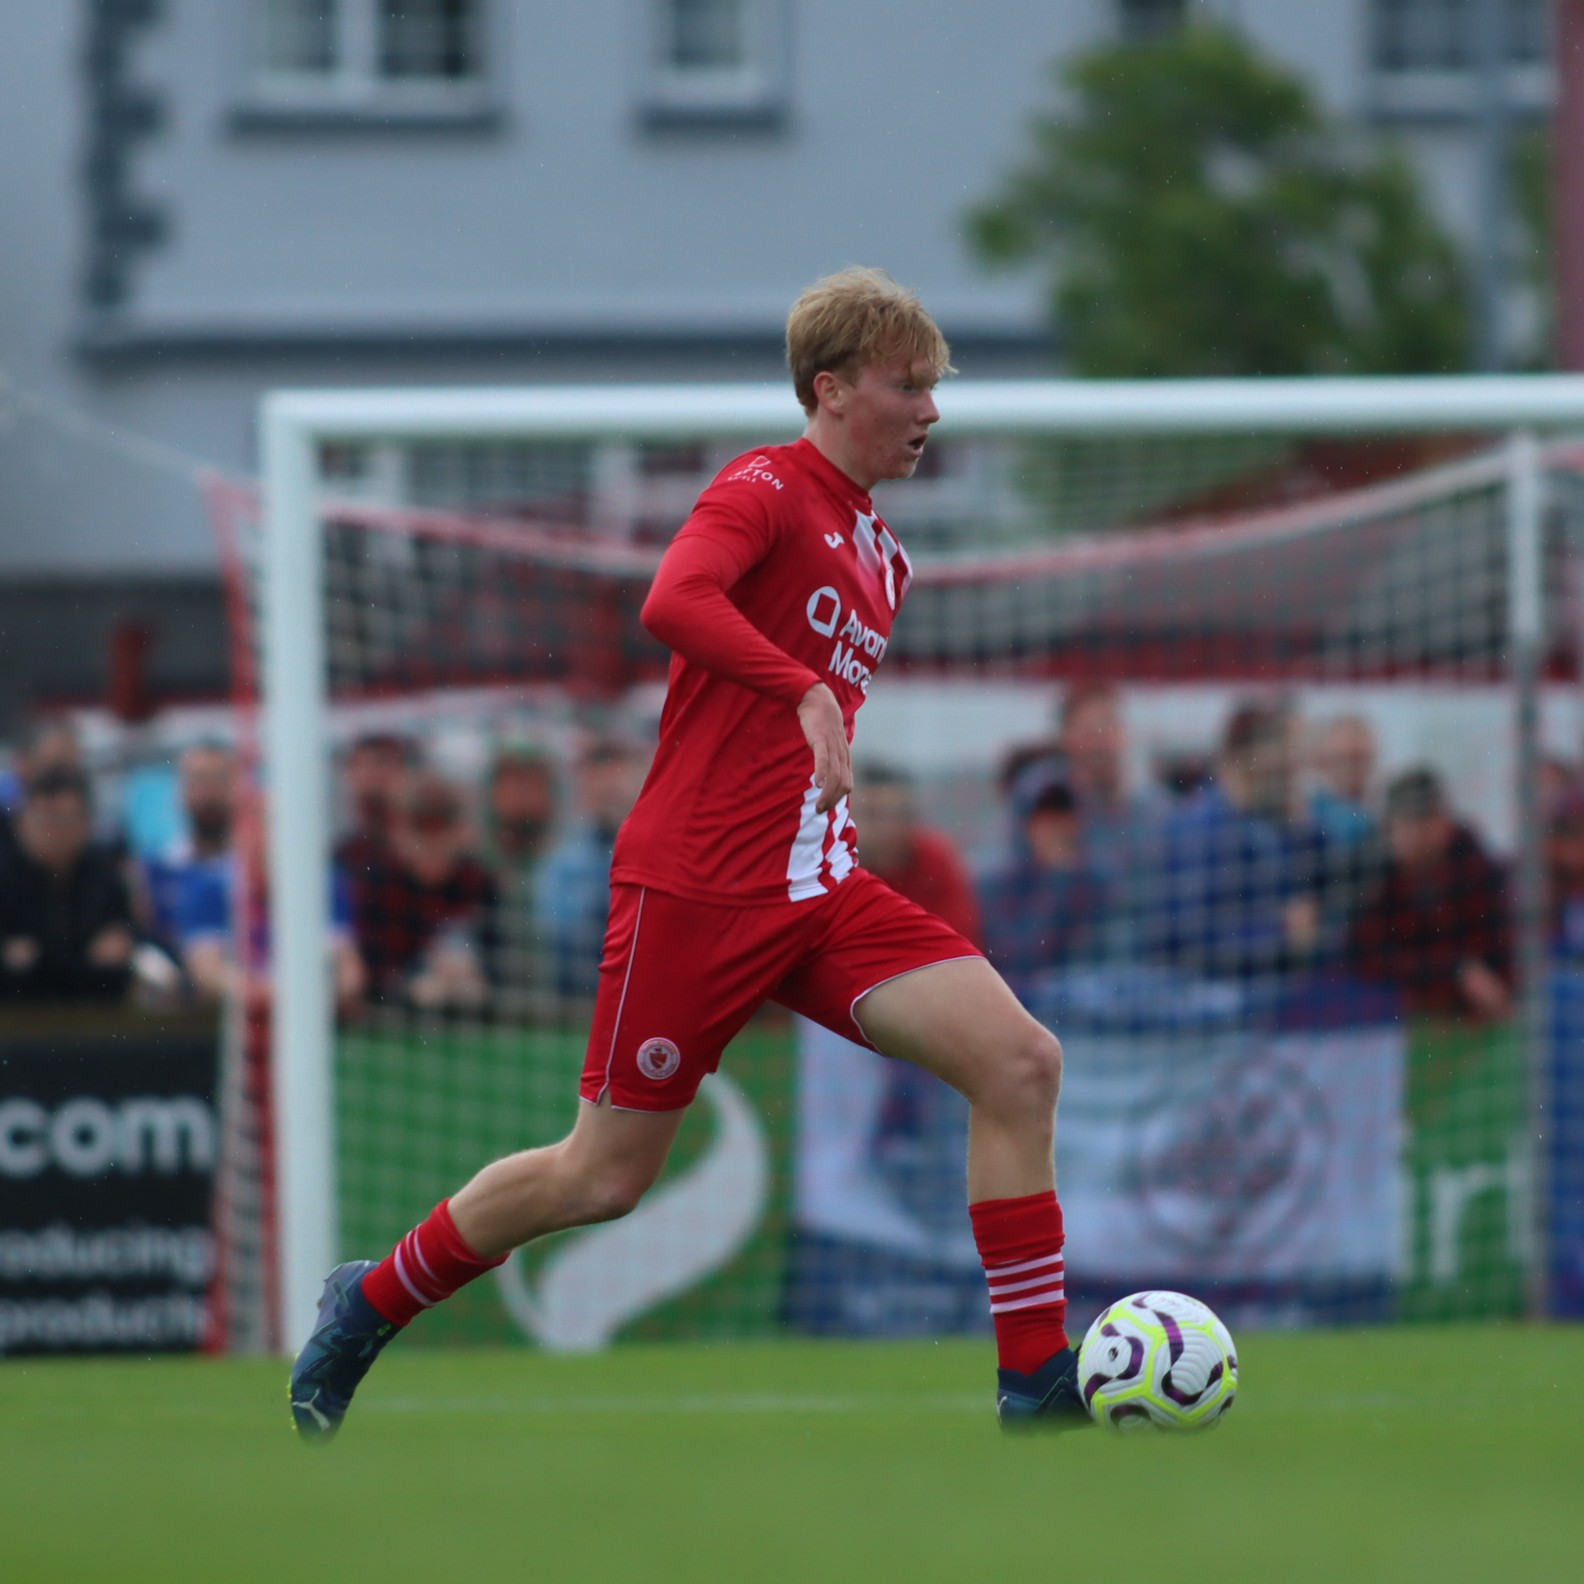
[
  {"x1": 806, "y1": 585, "x2": 841, "y2": 637},
  {"x1": 636, "y1": 1038, "x2": 682, "y2": 1082},
  {"x1": 723, "y1": 455, "x2": 784, "y2": 490},
  {"x1": 805, "y1": 586, "x2": 892, "y2": 695}
]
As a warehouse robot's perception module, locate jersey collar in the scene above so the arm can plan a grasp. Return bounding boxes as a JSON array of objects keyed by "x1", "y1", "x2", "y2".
[{"x1": 791, "y1": 437, "x2": 874, "y2": 514}]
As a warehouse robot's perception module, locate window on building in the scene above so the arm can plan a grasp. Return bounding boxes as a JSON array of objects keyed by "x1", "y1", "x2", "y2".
[
  {"x1": 666, "y1": 0, "x2": 750, "y2": 71},
  {"x1": 646, "y1": 0, "x2": 783, "y2": 121},
  {"x1": 379, "y1": 0, "x2": 482, "y2": 81},
  {"x1": 1117, "y1": 0, "x2": 1187, "y2": 45},
  {"x1": 1371, "y1": 0, "x2": 1551, "y2": 74},
  {"x1": 257, "y1": 0, "x2": 339, "y2": 77},
  {"x1": 248, "y1": 0, "x2": 487, "y2": 107}
]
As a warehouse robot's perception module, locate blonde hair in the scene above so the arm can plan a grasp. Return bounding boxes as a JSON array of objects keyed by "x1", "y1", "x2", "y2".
[{"x1": 786, "y1": 267, "x2": 953, "y2": 415}]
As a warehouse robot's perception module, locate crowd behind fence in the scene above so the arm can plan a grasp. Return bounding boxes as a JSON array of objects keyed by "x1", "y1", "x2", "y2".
[{"x1": 3, "y1": 681, "x2": 1576, "y2": 1028}]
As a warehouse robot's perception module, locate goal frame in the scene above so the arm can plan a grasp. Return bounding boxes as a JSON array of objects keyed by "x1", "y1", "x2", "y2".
[{"x1": 261, "y1": 373, "x2": 1584, "y2": 1349}]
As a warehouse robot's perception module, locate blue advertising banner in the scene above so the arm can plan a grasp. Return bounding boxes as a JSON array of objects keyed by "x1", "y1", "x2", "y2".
[{"x1": 787, "y1": 969, "x2": 1408, "y2": 1335}]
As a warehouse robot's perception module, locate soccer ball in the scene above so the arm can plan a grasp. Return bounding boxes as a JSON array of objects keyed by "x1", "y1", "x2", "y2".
[{"x1": 1077, "y1": 1290, "x2": 1238, "y2": 1431}]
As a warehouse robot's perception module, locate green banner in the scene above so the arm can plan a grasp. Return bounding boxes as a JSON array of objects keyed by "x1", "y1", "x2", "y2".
[
  {"x1": 337, "y1": 1021, "x2": 797, "y2": 1347},
  {"x1": 1399, "y1": 1020, "x2": 1529, "y2": 1321}
]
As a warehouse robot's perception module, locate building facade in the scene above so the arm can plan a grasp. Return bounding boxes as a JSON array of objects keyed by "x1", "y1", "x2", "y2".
[{"x1": 0, "y1": 0, "x2": 1560, "y2": 723}]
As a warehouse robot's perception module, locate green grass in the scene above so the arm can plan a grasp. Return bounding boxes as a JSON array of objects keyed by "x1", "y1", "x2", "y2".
[{"x1": 2, "y1": 1328, "x2": 1580, "y2": 1583}]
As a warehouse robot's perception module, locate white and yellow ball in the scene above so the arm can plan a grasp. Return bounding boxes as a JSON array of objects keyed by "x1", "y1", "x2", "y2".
[{"x1": 1078, "y1": 1290, "x2": 1238, "y2": 1431}]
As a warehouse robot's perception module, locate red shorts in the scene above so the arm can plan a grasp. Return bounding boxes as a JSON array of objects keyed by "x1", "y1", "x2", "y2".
[{"x1": 580, "y1": 867, "x2": 981, "y2": 1110}]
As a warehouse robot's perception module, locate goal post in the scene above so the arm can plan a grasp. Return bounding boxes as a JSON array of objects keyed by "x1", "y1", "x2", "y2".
[{"x1": 255, "y1": 375, "x2": 1584, "y2": 1353}]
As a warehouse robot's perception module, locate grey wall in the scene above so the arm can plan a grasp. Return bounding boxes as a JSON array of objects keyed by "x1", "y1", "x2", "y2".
[{"x1": 0, "y1": 0, "x2": 1551, "y2": 615}]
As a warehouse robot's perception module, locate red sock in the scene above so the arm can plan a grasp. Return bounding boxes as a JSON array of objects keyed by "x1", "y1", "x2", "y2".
[
  {"x1": 970, "y1": 1189, "x2": 1069, "y2": 1375},
  {"x1": 361, "y1": 1199, "x2": 506, "y2": 1327}
]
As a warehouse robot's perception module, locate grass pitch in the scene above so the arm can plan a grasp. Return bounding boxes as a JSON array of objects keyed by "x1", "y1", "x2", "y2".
[{"x1": 2, "y1": 1327, "x2": 1579, "y2": 1583}]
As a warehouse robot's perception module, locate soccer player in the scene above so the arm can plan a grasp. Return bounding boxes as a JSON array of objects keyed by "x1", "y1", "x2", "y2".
[{"x1": 289, "y1": 268, "x2": 1085, "y2": 1438}]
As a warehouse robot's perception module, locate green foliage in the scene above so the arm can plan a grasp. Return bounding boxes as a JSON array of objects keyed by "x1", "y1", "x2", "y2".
[
  {"x1": 1511, "y1": 125, "x2": 1554, "y2": 368},
  {"x1": 969, "y1": 24, "x2": 1471, "y2": 377}
]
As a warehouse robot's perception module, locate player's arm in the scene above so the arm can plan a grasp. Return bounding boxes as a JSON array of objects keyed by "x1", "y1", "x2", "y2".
[{"x1": 642, "y1": 503, "x2": 850, "y2": 813}]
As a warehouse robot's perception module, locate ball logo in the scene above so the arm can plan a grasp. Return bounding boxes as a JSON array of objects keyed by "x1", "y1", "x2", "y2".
[{"x1": 636, "y1": 1037, "x2": 681, "y2": 1082}]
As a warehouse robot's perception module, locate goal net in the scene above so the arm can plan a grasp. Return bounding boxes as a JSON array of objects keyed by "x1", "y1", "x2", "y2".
[{"x1": 219, "y1": 381, "x2": 1584, "y2": 1354}]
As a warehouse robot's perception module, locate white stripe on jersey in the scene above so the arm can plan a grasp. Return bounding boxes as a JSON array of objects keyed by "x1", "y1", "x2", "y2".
[
  {"x1": 786, "y1": 780, "x2": 855, "y2": 901},
  {"x1": 826, "y1": 798, "x2": 854, "y2": 883},
  {"x1": 787, "y1": 776, "x2": 828, "y2": 902}
]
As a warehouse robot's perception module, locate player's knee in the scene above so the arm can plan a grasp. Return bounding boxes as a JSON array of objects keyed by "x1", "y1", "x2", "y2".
[
  {"x1": 576, "y1": 1162, "x2": 658, "y2": 1224},
  {"x1": 996, "y1": 1026, "x2": 1063, "y2": 1116}
]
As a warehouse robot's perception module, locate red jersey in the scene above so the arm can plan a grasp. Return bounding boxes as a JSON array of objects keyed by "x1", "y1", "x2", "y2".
[{"x1": 615, "y1": 438, "x2": 913, "y2": 906}]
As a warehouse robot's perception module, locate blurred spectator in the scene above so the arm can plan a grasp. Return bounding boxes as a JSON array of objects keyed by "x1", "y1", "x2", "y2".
[
  {"x1": 482, "y1": 743, "x2": 558, "y2": 888},
  {"x1": 1152, "y1": 751, "x2": 1215, "y2": 801},
  {"x1": 335, "y1": 732, "x2": 414, "y2": 884},
  {"x1": 1058, "y1": 682, "x2": 1155, "y2": 848},
  {"x1": 1143, "y1": 700, "x2": 1324, "y2": 983},
  {"x1": 979, "y1": 763, "x2": 1105, "y2": 993},
  {"x1": 1540, "y1": 756, "x2": 1582, "y2": 822},
  {"x1": 536, "y1": 736, "x2": 644, "y2": 999},
  {"x1": 1307, "y1": 714, "x2": 1378, "y2": 850},
  {"x1": 1548, "y1": 792, "x2": 1584, "y2": 960},
  {"x1": 482, "y1": 742, "x2": 559, "y2": 1001},
  {"x1": 0, "y1": 767, "x2": 133, "y2": 1004},
  {"x1": 1058, "y1": 680, "x2": 1163, "y2": 950},
  {"x1": 855, "y1": 764, "x2": 982, "y2": 942},
  {"x1": 142, "y1": 742, "x2": 237, "y2": 948},
  {"x1": 1349, "y1": 767, "x2": 1511, "y2": 1022},
  {"x1": 0, "y1": 716, "x2": 89, "y2": 867},
  {"x1": 178, "y1": 816, "x2": 365, "y2": 1017},
  {"x1": 353, "y1": 770, "x2": 500, "y2": 1010}
]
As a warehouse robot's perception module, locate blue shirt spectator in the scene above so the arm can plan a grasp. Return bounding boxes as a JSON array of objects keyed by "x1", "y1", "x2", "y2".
[
  {"x1": 176, "y1": 855, "x2": 355, "y2": 968},
  {"x1": 535, "y1": 827, "x2": 617, "y2": 999},
  {"x1": 1144, "y1": 781, "x2": 1304, "y2": 980},
  {"x1": 533, "y1": 736, "x2": 643, "y2": 999},
  {"x1": 139, "y1": 743, "x2": 238, "y2": 950},
  {"x1": 1306, "y1": 715, "x2": 1379, "y2": 852},
  {"x1": 1140, "y1": 700, "x2": 1325, "y2": 985}
]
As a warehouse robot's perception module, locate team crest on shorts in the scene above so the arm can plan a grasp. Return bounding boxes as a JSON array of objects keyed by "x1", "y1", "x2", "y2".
[{"x1": 636, "y1": 1037, "x2": 681, "y2": 1081}]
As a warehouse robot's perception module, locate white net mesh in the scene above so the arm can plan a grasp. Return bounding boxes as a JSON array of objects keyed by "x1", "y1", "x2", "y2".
[{"x1": 217, "y1": 411, "x2": 1584, "y2": 1350}]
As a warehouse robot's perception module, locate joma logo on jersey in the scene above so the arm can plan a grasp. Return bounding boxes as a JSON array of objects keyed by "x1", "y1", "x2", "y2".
[{"x1": 724, "y1": 455, "x2": 784, "y2": 490}]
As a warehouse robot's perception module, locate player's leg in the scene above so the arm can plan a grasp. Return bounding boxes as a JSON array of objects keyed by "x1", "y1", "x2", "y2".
[
  {"x1": 448, "y1": 1096, "x2": 686, "y2": 1254},
  {"x1": 775, "y1": 872, "x2": 1084, "y2": 1429},
  {"x1": 291, "y1": 883, "x2": 796, "y2": 1443},
  {"x1": 853, "y1": 957, "x2": 1085, "y2": 1428},
  {"x1": 289, "y1": 1098, "x2": 685, "y2": 1443},
  {"x1": 855, "y1": 956, "x2": 1057, "y2": 1203}
]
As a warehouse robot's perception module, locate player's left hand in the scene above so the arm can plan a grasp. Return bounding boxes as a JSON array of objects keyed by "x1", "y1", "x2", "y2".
[{"x1": 797, "y1": 682, "x2": 851, "y2": 815}]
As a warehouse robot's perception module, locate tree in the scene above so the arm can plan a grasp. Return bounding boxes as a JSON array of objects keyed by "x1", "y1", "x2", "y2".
[{"x1": 969, "y1": 24, "x2": 1470, "y2": 377}]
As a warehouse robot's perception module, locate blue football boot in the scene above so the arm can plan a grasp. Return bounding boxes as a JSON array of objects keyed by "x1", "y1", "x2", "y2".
[
  {"x1": 288, "y1": 1260, "x2": 398, "y2": 1444},
  {"x1": 996, "y1": 1345, "x2": 1093, "y2": 1431}
]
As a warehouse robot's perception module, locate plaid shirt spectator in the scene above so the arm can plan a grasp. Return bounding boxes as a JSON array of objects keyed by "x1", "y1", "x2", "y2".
[
  {"x1": 353, "y1": 846, "x2": 500, "y2": 1001},
  {"x1": 1350, "y1": 815, "x2": 1510, "y2": 1020},
  {"x1": 350, "y1": 771, "x2": 501, "y2": 1004}
]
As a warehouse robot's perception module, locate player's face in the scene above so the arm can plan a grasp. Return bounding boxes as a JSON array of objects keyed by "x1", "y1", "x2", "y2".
[{"x1": 839, "y1": 355, "x2": 940, "y2": 486}]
